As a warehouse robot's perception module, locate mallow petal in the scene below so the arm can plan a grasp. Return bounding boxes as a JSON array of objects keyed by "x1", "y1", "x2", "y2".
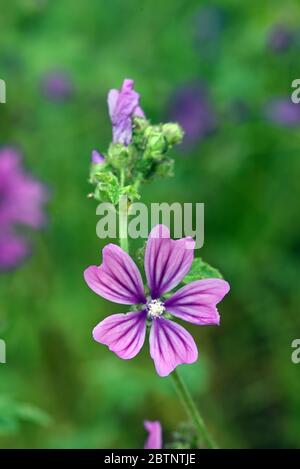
[
  {"x1": 107, "y1": 89, "x2": 120, "y2": 121},
  {"x1": 165, "y1": 279, "x2": 230, "y2": 325},
  {"x1": 91, "y1": 150, "x2": 105, "y2": 164},
  {"x1": 144, "y1": 421, "x2": 162, "y2": 449},
  {"x1": 84, "y1": 244, "x2": 146, "y2": 305},
  {"x1": 149, "y1": 317, "x2": 198, "y2": 377},
  {"x1": 93, "y1": 310, "x2": 147, "y2": 359},
  {"x1": 112, "y1": 117, "x2": 132, "y2": 146},
  {"x1": 145, "y1": 225, "x2": 195, "y2": 299},
  {"x1": 134, "y1": 105, "x2": 145, "y2": 118},
  {"x1": 107, "y1": 79, "x2": 141, "y2": 145}
]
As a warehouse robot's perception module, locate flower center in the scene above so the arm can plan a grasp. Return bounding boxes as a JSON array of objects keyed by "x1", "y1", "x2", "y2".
[{"x1": 147, "y1": 299, "x2": 165, "y2": 318}]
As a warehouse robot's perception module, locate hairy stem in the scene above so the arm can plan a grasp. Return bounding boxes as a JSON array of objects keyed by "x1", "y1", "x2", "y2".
[
  {"x1": 119, "y1": 211, "x2": 128, "y2": 253},
  {"x1": 119, "y1": 170, "x2": 129, "y2": 253},
  {"x1": 171, "y1": 369, "x2": 217, "y2": 449}
]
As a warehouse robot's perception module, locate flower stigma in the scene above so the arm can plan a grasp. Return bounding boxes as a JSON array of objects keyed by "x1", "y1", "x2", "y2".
[{"x1": 147, "y1": 299, "x2": 166, "y2": 319}]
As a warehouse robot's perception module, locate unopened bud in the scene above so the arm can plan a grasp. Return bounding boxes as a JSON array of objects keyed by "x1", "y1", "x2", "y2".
[
  {"x1": 107, "y1": 143, "x2": 129, "y2": 169},
  {"x1": 144, "y1": 126, "x2": 167, "y2": 158},
  {"x1": 162, "y1": 123, "x2": 184, "y2": 145},
  {"x1": 133, "y1": 116, "x2": 149, "y2": 133}
]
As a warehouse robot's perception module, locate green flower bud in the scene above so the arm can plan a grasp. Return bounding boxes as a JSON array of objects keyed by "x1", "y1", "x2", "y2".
[
  {"x1": 144, "y1": 126, "x2": 168, "y2": 159},
  {"x1": 156, "y1": 158, "x2": 174, "y2": 178},
  {"x1": 89, "y1": 160, "x2": 106, "y2": 184},
  {"x1": 162, "y1": 122, "x2": 184, "y2": 146},
  {"x1": 136, "y1": 156, "x2": 155, "y2": 179},
  {"x1": 144, "y1": 125, "x2": 160, "y2": 139},
  {"x1": 132, "y1": 117, "x2": 150, "y2": 150},
  {"x1": 133, "y1": 116, "x2": 149, "y2": 133},
  {"x1": 107, "y1": 143, "x2": 129, "y2": 169}
]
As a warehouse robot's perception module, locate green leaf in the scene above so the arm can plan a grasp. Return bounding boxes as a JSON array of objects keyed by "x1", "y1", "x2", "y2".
[
  {"x1": 182, "y1": 258, "x2": 223, "y2": 283},
  {"x1": 121, "y1": 184, "x2": 141, "y2": 202},
  {"x1": 94, "y1": 172, "x2": 121, "y2": 205},
  {"x1": 15, "y1": 404, "x2": 52, "y2": 427},
  {"x1": 0, "y1": 396, "x2": 51, "y2": 435}
]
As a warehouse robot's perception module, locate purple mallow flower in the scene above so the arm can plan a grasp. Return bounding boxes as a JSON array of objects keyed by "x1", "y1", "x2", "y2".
[
  {"x1": 0, "y1": 229, "x2": 28, "y2": 271},
  {"x1": 144, "y1": 421, "x2": 162, "y2": 449},
  {"x1": 41, "y1": 70, "x2": 73, "y2": 102},
  {"x1": 91, "y1": 150, "x2": 105, "y2": 165},
  {"x1": 108, "y1": 79, "x2": 145, "y2": 146},
  {"x1": 263, "y1": 98, "x2": 300, "y2": 127},
  {"x1": 84, "y1": 225, "x2": 229, "y2": 377},
  {"x1": 0, "y1": 147, "x2": 48, "y2": 270},
  {"x1": 166, "y1": 83, "x2": 216, "y2": 149}
]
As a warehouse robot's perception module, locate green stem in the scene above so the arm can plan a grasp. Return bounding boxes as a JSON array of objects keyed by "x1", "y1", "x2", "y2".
[
  {"x1": 171, "y1": 369, "x2": 217, "y2": 449},
  {"x1": 119, "y1": 209, "x2": 128, "y2": 253},
  {"x1": 119, "y1": 170, "x2": 129, "y2": 253},
  {"x1": 133, "y1": 173, "x2": 143, "y2": 193},
  {"x1": 120, "y1": 168, "x2": 125, "y2": 187}
]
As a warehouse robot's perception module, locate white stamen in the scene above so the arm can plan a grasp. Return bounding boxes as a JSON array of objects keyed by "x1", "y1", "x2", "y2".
[{"x1": 147, "y1": 299, "x2": 165, "y2": 318}]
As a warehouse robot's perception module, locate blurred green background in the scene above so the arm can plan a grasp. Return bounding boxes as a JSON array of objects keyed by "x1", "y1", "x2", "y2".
[{"x1": 1, "y1": 0, "x2": 300, "y2": 449}]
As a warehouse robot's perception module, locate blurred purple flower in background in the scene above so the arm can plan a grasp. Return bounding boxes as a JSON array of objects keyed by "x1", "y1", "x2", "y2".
[
  {"x1": 144, "y1": 420, "x2": 162, "y2": 449},
  {"x1": 108, "y1": 78, "x2": 145, "y2": 146},
  {"x1": 0, "y1": 229, "x2": 28, "y2": 271},
  {"x1": 41, "y1": 70, "x2": 74, "y2": 102},
  {"x1": 84, "y1": 225, "x2": 229, "y2": 377},
  {"x1": 267, "y1": 24, "x2": 293, "y2": 53},
  {"x1": 166, "y1": 83, "x2": 217, "y2": 149},
  {"x1": 263, "y1": 98, "x2": 300, "y2": 127},
  {"x1": 0, "y1": 147, "x2": 48, "y2": 271}
]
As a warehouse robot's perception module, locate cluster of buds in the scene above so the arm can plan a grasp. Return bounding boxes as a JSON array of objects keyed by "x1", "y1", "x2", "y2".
[
  {"x1": 134, "y1": 119, "x2": 183, "y2": 181},
  {"x1": 88, "y1": 79, "x2": 184, "y2": 205}
]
